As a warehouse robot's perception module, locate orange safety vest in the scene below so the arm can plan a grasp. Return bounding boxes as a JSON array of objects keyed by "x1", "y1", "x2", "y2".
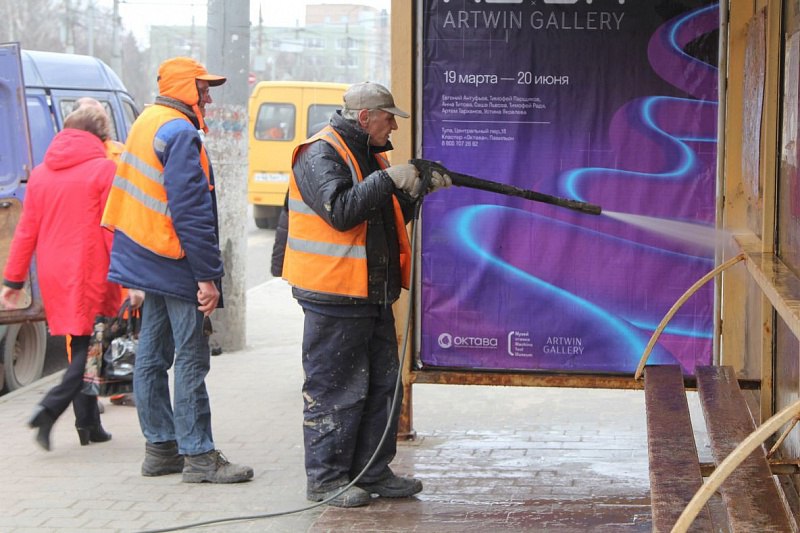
[
  {"x1": 101, "y1": 105, "x2": 212, "y2": 259},
  {"x1": 283, "y1": 126, "x2": 411, "y2": 298},
  {"x1": 104, "y1": 139, "x2": 125, "y2": 163}
]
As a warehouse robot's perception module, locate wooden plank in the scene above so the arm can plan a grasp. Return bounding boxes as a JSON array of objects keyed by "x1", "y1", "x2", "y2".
[
  {"x1": 644, "y1": 365, "x2": 713, "y2": 532},
  {"x1": 409, "y1": 368, "x2": 761, "y2": 391},
  {"x1": 696, "y1": 365, "x2": 793, "y2": 531},
  {"x1": 409, "y1": 369, "x2": 647, "y2": 390},
  {"x1": 736, "y1": 233, "x2": 800, "y2": 344},
  {"x1": 737, "y1": 233, "x2": 800, "y2": 422}
]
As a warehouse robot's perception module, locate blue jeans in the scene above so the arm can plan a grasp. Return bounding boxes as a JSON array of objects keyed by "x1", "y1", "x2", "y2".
[
  {"x1": 301, "y1": 305, "x2": 401, "y2": 492},
  {"x1": 134, "y1": 293, "x2": 214, "y2": 456}
]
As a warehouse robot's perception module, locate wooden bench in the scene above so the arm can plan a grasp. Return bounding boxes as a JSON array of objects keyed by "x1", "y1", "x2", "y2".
[
  {"x1": 644, "y1": 364, "x2": 793, "y2": 532},
  {"x1": 644, "y1": 365, "x2": 712, "y2": 532},
  {"x1": 637, "y1": 253, "x2": 798, "y2": 532}
]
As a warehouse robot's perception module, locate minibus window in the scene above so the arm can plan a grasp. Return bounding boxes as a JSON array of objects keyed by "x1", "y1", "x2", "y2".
[
  {"x1": 26, "y1": 95, "x2": 56, "y2": 167},
  {"x1": 307, "y1": 104, "x2": 340, "y2": 137},
  {"x1": 121, "y1": 98, "x2": 138, "y2": 136},
  {"x1": 58, "y1": 99, "x2": 119, "y2": 141},
  {"x1": 254, "y1": 103, "x2": 295, "y2": 141}
]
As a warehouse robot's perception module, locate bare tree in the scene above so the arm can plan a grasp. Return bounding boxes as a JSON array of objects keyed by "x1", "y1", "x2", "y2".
[
  {"x1": 118, "y1": 32, "x2": 152, "y2": 106},
  {"x1": 0, "y1": 0, "x2": 62, "y2": 50},
  {"x1": 0, "y1": 0, "x2": 151, "y2": 107}
]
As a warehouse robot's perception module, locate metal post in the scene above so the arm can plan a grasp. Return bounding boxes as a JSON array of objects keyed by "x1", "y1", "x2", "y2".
[
  {"x1": 111, "y1": 0, "x2": 122, "y2": 73},
  {"x1": 87, "y1": 2, "x2": 94, "y2": 56},
  {"x1": 64, "y1": 0, "x2": 74, "y2": 54},
  {"x1": 204, "y1": 0, "x2": 249, "y2": 352}
]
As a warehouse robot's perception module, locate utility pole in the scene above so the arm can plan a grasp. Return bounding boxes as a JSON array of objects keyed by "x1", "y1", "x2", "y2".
[
  {"x1": 111, "y1": 0, "x2": 122, "y2": 73},
  {"x1": 87, "y1": 2, "x2": 94, "y2": 56},
  {"x1": 257, "y1": 2, "x2": 263, "y2": 55},
  {"x1": 64, "y1": 0, "x2": 75, "y2": 53},
  {"x1": 205, "y1": 0, "x2": 250, "y2": 352}
]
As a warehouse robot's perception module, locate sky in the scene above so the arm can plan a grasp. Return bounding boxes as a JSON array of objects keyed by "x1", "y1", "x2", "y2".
[{"x1": 97, "y1": 0, "x2": 391, "y2": 46}]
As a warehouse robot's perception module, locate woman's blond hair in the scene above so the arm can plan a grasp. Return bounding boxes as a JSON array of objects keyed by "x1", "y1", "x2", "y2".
[{"x1": 63, "y1": 105, "x2": 112, "y2": 141}]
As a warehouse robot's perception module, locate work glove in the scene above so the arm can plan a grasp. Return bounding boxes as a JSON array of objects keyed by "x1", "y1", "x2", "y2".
[
  {"x1": 430, "y1": 170, "x2": 452, "y2": 192},
  {"x1": 386, "y1": 164, "x2": 421, "y2": 197}
]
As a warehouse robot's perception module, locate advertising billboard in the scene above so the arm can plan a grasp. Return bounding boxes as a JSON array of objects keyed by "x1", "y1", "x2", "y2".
[{"x1": 419, "y1": 0, "x2": 719, "y2": 374}]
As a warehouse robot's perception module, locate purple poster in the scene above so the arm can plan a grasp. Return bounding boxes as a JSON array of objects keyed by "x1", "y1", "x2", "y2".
[{"x1": 419, "y1": 0, "x2": 719, "y2": 374}]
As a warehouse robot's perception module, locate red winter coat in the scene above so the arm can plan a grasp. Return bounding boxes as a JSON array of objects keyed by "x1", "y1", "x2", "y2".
[{"x1": 3, "y1": 128, "x2": 121, "y2": 335}]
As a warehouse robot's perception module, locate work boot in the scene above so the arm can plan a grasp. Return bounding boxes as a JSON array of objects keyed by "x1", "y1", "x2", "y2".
[
  {"x1": 306, "y1": 485, "x2": 371, "y2": 508},
  {"x1": 357, "y1": 473, "x2": 423, "y2": 498},
  {"x1": 142, "y1": 440, "x2": 184, "y2": 477},
  {"x1": 182, "y1": 449, "x2": 253, "y2": 483}
]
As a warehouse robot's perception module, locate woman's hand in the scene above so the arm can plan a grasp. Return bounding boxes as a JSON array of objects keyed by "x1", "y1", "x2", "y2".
[{"x1": 0, "y1": 286, "x2": 23, "y2": 309}]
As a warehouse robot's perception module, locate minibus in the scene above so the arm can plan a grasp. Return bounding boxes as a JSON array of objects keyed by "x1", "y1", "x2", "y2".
[{"x1": 247, "y1": 81, "x2": 348, "y2": 228}]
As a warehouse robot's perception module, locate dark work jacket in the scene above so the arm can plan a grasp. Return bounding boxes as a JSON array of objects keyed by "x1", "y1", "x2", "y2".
[
  {"x1": 107, "y1": 109, "x2": 224, "y2": 306},
  {"x1": 290, "y1": 111, "x2": 416, "y2": 307},
  {"x1": 270, "y1": 192, "x2": 289, "y2": 278}
]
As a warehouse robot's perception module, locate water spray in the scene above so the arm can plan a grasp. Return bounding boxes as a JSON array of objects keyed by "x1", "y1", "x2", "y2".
[
  {"x1": 603, "y1": 211, "x2": 724, "y2": 251},
  {"x1": 409, "y1": 159, "x2": 602, "y2": 216}
]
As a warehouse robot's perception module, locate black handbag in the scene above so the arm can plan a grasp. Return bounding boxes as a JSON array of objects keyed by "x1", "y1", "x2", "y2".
[{"x1": 81, "y1": 299, "x2": 140, "y2": 396}]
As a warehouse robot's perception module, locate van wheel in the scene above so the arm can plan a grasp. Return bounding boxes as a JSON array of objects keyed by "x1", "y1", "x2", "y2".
[{"x1": 2, "y1": 321, "x2": 47, "y2": 391}]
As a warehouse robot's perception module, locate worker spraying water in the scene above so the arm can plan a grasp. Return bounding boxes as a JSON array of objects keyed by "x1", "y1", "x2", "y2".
[{"x1": 410, "y1": 161, "x2": 724, "y2": 252}]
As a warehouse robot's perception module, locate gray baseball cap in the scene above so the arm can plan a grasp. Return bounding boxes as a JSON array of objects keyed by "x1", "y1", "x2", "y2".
[{"x1": 343, "y1": 81, "x2": 410, "y2": 118}]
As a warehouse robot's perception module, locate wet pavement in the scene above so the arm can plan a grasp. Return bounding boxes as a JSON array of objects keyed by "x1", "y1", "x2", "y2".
[{"x1": 0, "y1": 279, "x2": 702, "y2": 532}]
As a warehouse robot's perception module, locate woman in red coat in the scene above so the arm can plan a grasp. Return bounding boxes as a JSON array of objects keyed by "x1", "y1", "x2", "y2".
[{"x1": 0, "y1": 105, "x2": 121, "y2": 450}]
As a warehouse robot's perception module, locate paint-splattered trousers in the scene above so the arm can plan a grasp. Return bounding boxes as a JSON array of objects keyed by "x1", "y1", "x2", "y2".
[{"x1": 300, "y1": 305, "x2": 402, "y2": 492}]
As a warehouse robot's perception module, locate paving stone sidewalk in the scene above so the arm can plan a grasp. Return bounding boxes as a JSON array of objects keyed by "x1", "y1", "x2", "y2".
[{"x1": 1, "y1": 279, "x2": 710, "y2": 532}]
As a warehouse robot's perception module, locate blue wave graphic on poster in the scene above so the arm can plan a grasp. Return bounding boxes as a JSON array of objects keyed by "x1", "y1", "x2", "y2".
[
  {"x1": 563, "y1": 3, "x2": 719, "y2": 217},
  {"x1": 420, "y1": 2, "x2": 719, "y2": 374},
  {"x1": 561, "y1": 96, "x2": 716, "y2": 203},
  {"x1": 445, "y1": 205, "x2": 687, "y2": 368}
]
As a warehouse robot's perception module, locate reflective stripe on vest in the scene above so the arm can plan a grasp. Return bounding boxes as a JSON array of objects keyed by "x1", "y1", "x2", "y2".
[
  {"x1": 101, "y1": 105, "x2": 211, "y2": 259},
  {"x1": 283, "y1": 126, "x2": 411, "y2": 298}
]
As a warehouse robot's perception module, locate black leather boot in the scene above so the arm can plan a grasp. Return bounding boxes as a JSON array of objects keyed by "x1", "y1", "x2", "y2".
[
  {"x1": 76, "y1": 425, "x2": 112, "y2": 445},
  {"x1": 28, "y1": 405, "x2": 56, "y2": 451}
]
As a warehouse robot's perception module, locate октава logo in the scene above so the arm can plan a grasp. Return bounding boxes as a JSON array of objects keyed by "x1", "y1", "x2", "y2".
[{"x1": 438, "y1": 333, "x2": 499, "y2": 349}]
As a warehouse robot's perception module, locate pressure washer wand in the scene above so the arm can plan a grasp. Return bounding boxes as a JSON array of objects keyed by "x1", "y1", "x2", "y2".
[{"x1": 409, "y1": 159, "x2": 602, "y2": 216}]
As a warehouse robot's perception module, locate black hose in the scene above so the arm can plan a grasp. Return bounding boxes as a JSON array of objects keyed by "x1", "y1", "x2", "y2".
[{"x1": 409, "y1": 158, "x2": 602, "y2": 216}]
